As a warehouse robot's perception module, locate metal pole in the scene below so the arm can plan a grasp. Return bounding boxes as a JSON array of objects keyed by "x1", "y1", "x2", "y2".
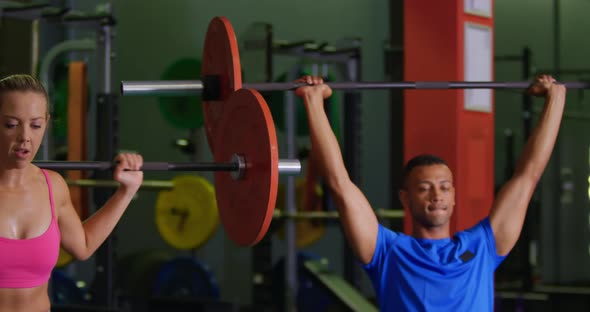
[
  {"x1": 284, "y1": 63, "x2": 300, "y2": 312},
  {"x1": 342, "y1": 50, "x2": 363, "y2": 289},
  {"x1": 93, "y1": 7, "x2": 116, "y2": 306},
  {"x1": 554, "y1": 0, "x2": 560, "y2": 75},
  {"x1": 101, "y1": 24, "x2": 112, "y2": 94},
  {"x1": 522, "y1": 46, "x2": 534, "y2": 292}
]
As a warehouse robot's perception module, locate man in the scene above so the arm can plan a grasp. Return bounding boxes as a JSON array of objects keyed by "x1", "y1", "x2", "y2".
[{"x1": 294, "y1": 74, "x2": 565, "y2": 311}]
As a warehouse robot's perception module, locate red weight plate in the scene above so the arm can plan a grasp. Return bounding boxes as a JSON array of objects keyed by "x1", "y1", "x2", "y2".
[
  {"x1": 201, "y1": 16, "x2": 243, "y2": 152},
  {"x1": 214, "y1": 89, "x2": 278, "y2": 246}
]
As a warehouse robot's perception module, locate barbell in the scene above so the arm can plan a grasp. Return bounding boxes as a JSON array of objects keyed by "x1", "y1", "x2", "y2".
[{"x1": 121, "y1": 17, "x2": 590, "y2": 97}]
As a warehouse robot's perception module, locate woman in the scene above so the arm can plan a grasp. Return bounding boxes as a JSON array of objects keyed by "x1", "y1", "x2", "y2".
[{"x1": 0, "y1": 74, "x2": 143, "y2": 311}]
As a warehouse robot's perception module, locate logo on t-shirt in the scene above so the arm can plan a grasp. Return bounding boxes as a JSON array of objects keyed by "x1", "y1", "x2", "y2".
[{"x1": 459, "y1": 251, "x2": 475, "y2": 262}]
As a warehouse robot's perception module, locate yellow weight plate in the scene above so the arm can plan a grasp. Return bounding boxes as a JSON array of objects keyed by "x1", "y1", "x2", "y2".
[
  {"x1": 276, "y1": 178, "x2": 326, "y2": 248},
  {"x1": 56, "y1": 246, "x2": 74, "y2": 268},
  {"x1": 155, "y1": 175, "x2": 219, "y2": 250}
]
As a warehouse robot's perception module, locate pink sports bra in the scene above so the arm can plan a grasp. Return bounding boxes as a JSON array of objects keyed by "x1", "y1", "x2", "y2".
[{"x1": 0, "y1": 169, "x2": 61, "y2": 288}]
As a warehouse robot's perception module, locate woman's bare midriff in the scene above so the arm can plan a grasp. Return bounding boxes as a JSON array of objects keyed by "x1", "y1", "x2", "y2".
[{"x1": 0, "y1": 283, "x2": 50, "y2": 312}]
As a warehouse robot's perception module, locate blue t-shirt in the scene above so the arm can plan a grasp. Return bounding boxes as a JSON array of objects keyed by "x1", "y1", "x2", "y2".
[{"x1": 363, "y1": 218, "x2": 506, "y2": 312}]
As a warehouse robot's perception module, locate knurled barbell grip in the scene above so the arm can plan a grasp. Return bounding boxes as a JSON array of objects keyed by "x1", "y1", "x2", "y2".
[
  {"x1": 138, "y1": 162, "x2": 170, "y2": 171},
  {"x1": 414, "y1": 82, "x2": 452, "y2": 89}
]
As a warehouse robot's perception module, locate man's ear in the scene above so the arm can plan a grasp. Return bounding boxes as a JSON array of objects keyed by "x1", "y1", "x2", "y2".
[{"x1": 399, "y1": 189, "x2": 409, "y2": 209}]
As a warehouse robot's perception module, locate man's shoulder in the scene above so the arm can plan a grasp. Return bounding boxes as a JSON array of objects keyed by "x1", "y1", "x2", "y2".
[
  {"x1": 453, "y1": 217, "x2": 499, "y2": 257},
  {"x1": 455, "y1": 217, "x2": 492, "y2": 238}
]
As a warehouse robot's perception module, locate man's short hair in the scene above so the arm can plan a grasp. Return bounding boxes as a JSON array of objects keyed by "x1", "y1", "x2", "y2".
[{"x1": 400, "y1": 154, "x2": 449, "y2": 190}]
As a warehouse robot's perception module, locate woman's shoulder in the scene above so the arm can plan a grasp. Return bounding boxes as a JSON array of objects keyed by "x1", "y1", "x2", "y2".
[{"x1": 37, "y1": 168, "x2": 68, "y2": 191}]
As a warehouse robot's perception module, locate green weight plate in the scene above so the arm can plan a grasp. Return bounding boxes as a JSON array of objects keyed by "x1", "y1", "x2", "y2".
[{"x1": 158, "y1": 58, "x2": 204, "y2": 129}]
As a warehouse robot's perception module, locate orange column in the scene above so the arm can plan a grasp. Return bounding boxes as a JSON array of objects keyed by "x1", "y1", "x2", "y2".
[
  {"x1": 403, "y1": 1, "x2": 494, "y2": 234},
  {"x1": 67, "y1": 62, "x2": 89, "y2": 219}
]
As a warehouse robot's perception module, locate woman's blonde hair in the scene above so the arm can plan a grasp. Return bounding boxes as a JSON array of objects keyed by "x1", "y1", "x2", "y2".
[{"x1": 0, "y1": 74, "x2": 49, "y2": 113}]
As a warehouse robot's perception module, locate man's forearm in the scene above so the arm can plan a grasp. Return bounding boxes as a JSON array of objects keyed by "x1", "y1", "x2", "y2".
[
  {"x1": 303, "y1": 94, "x2": 350, "y2": 187},
  {"x1": 514, "y1": 87, "x2": 565, "y2": 179}
]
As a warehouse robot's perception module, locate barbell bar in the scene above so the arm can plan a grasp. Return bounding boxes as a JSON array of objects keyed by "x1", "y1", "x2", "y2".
[
  {"x1": 66, "y1": 179, "x2": 174, "y2": 189},
  {"x1": 34, "y1": 154, "x2": 301, "y2": 178},
  {"x1": 272, "y1": 208, "x2": 404, "y2": 220},
  {"x1": 121, "y1": 79, "x2": 590, "y2": 97}
]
